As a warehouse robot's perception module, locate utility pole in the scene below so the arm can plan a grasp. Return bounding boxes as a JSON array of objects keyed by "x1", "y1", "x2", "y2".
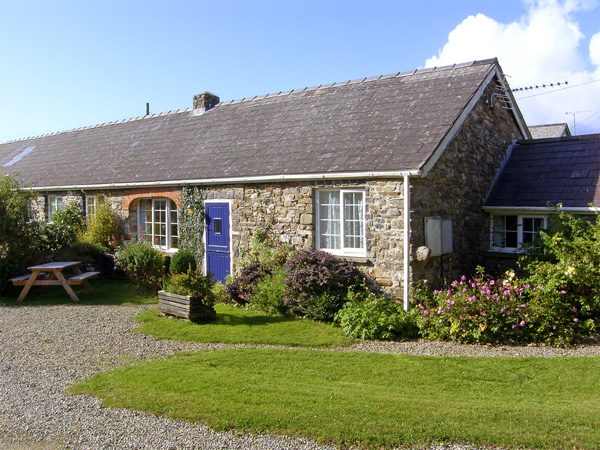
[{"x1": 565, "y1": 111, "x2": 590, "y2": 135}]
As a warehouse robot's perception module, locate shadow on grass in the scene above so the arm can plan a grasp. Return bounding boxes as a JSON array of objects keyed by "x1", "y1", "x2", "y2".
[
  {"x1": 209, "y1": 311, "x2": 298, "y2": 326},
  {"x1": 0, "y1": 278, "x2": 157, "y2": 306}
]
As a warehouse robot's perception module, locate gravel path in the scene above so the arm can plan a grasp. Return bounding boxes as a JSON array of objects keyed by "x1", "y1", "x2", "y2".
[{"x1": 1, "y1": 303, "x2": 599, "y2": 450}]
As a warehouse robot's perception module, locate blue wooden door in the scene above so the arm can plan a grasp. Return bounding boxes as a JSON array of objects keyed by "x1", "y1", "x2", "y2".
[{"x1": 205, "y1": 203, "x2": 230, "y2": 284}]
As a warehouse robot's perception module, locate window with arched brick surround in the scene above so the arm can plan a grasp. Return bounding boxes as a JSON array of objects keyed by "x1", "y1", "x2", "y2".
[{"x1": 122, "y1": 189, "x2": 181, "y2": 251}]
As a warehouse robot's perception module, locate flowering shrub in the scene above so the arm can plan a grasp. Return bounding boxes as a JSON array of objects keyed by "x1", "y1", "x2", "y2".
[
  {"x1": 520, "y1": 210, "x2": 600, "y2": 344},
  {"x1": 335, "y1": 287, "x2": 419, "y2": 340},
  {"x1": 250, "y1": 266, "x2": 288, "y2": 315},
  {"x1": 162, "y1": 268, "x2": 215, "y2": 303},
  {"x1": 413, "y1": 268, "x2": 536, "y2": 344}
]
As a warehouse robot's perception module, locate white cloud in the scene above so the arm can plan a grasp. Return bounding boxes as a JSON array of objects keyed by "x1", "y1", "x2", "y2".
[{"x1": 426, "y1": 0, "x2": 600, "y2": 134}]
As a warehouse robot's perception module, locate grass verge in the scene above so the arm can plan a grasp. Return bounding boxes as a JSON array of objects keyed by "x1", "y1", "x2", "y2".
[
  {"x1": 69, "y1": 348, "x2": 600, "y2": 449},
  {"x1": 0, "y1": 279, "x2": 157, "y2": 306},
  {"x1": 134, "y1": 305, "x2": 353, "y2": 348}
]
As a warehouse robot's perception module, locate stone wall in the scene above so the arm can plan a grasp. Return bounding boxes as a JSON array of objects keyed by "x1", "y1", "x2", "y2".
[{"x1": 410, "y1": 80, "x2": 525, "y2": 288}]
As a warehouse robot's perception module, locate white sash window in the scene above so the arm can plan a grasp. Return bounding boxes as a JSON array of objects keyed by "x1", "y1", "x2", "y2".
[{"x1": 316, "y1": 189, "x2": 366, "y2": 257}]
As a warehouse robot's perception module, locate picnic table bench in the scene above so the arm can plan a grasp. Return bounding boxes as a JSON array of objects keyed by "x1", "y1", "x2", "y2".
[{"x1": 9, "y1": 261, "x2": 99, "y2": 302}]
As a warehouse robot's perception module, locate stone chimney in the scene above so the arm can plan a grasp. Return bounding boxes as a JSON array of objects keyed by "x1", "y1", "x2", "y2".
[{"x1": 193, "y1": 92, "x2": 220, "y2": 113}]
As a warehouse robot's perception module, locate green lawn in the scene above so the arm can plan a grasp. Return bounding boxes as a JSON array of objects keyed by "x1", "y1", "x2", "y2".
[
  {"x1": 134, "y1": 305, "x2": 353, "y2": 348},
  {"x1": 11, "y1": 279, "x2": 598, "y2": 449},
  {"x1": 0, "y1": 279, "x2": 157, "y2": 305},
  {"x1": 69, "y1": 349, "x2": 600, "y2": 450}
]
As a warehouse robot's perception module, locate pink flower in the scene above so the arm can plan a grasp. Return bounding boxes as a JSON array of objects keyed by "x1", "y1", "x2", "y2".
[
  {"x1": 561, "y1": 290, "x2": 567, "y2": 294},
  {"x1": 573, "y1": 307, "x2": 578, "y2": 313},
  {"x1": 519, "y1": 320, "x2": 526, "y2": 327},
  {"x1": 480, "y1": 311, "x2": 487, "y2": 316},
  {"x1": 574, "y1": 318, "x2": 579, "y2": 323}
]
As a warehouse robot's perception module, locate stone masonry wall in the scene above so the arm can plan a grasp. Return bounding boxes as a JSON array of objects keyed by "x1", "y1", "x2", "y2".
[
  {"x1": 410, "y1": 80, "x2": 525, "y2": 288},
  {"x1": 202, "y1": 179, "x2": 408, "y2": 297}
]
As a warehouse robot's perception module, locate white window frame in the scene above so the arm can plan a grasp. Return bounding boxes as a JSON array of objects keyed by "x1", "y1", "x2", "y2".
[
  {"x1": 47, "y1": 195, "x2": 63, "y2": 222},
  {"x1": 137, "y1": 198, "x2": 179, "y2": 251},
  {"x1": 85, "y1": 195, "x2": 96, "y2": 219},
  {"x1": 315, "y1": 189, "x2": 366, "y2": 257},
  {"x1": 490, "y1": 214, "x2": 547, "y2": 252}
]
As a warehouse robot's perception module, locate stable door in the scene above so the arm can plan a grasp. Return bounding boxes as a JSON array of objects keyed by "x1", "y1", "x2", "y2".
[{"x1": 205, "y1": 202, "x2": 231, "y2": 284}]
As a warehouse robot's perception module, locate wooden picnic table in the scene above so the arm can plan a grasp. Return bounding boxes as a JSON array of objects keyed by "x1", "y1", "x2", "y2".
[{"x1": 9, "y1": 261, "x2": 99, "y2": 302}]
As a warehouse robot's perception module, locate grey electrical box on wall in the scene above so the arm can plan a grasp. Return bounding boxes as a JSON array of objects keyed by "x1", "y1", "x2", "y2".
[{"x1": 425, "y1": 217, "x2": 453, "y2": 257}]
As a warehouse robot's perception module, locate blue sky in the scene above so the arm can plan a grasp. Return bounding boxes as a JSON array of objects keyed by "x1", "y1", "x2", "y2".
[{"x1": 1, "y1": 0, "x2": 599, "y2": 141}]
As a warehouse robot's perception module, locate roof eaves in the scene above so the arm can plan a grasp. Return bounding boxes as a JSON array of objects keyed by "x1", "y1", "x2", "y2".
[{"x1": 26, "y1": 169, "x2": 423, "y2": 192}]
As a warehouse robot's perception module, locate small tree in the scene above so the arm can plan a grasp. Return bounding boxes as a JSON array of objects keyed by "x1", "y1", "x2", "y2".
[
  {"x1": 0, "y1": 174, "x2": 42, "y2": 291},
  {"x1": 41, "y1": 198, "x2": 86, "y2": 252},
  {"x1": 521, "y1": 210, "x2": 600, "y2": 343},
  {"x1": 79, "y1": 200, "x2": 124, "y2": 251}
]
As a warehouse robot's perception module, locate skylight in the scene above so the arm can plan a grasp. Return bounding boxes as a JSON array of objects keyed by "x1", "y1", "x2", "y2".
[{"x1": 2, "y1": 146, "x2": 36, "y2": 167}]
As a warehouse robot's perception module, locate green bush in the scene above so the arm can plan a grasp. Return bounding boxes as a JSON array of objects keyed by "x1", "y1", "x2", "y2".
[
  {"x1": 225, "y1": 262, "x2": 267, "y2": 305},
  {"x1": 115, "y1": 240, "x2": 166, "y2": 292},
  {"x1": 178, "y1": 186, "x2": 205, "y2": 268},
  {"x1": 0, "y1": 174, "x2": 41, "y2": 291},
  {"x1": 79, "y1": 201, "x2": 124, "y2": 251},
  {"x1": 250, "y1": 266, "x2": 288, "y2": 315},
  {"x1": 162, "y1": 268, "x2": 215, "y2": 300},
  {"x1": 335, "y1": 287, "x2": 419, "y2": 340},
  {"x1": 412, "y1": 268, "x2": 535, "y2": 345},
  {"x1": 520, "y1": 210, "x2": 600, "y2": 344},
  {"x1": 211, "y1": 281, "x2": 228, "y2": 304},
  {"x1": 240, "y1": 224, "x2": 296, "y2": 272},
  {"x1": 169, "y1": 248, "x2": 197, "y2": 274},
  {"x1": 42, "y1": 199, "x2": 86, "y2": 252}
]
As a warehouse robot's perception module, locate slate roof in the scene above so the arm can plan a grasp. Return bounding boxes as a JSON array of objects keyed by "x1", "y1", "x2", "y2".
[
  {"x1": 0, "y1": 59, "x2": 513, "y2": 190},
  {"x1": 529, "y1": 123, "x2": 571, "y2": 139},
  {"x1": 485, "y1": 134, "x2": 600, "y2": 209}
]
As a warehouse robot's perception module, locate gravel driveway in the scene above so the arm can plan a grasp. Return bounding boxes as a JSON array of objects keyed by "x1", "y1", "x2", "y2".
[{"x1": 1, "y1": 303, "x2": 599, "y2": 450}]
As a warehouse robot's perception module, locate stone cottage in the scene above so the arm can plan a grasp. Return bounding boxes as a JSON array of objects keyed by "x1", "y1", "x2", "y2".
[{"x1": 0, "y1": 58, "x2": 529, "y2": 306}]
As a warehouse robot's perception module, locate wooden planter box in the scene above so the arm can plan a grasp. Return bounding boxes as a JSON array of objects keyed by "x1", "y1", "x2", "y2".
[{"x1": 158, "y1": 290, "x2": 216, "y2": 320}]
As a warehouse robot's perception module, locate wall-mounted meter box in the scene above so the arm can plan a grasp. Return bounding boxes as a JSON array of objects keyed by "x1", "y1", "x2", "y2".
[{"x1": 425, "y1": 217, "x2": 453, "y2": 257}]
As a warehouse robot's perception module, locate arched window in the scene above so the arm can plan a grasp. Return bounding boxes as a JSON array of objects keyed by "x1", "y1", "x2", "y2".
[{"x1": 137, "y1": 199, "x2": 179, "y2": 250}]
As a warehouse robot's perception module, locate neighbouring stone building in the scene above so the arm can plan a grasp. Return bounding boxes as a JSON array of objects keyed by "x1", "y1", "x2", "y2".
[{"x1": 0, "y1": 58, "x2": 532, "y2": 305}]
